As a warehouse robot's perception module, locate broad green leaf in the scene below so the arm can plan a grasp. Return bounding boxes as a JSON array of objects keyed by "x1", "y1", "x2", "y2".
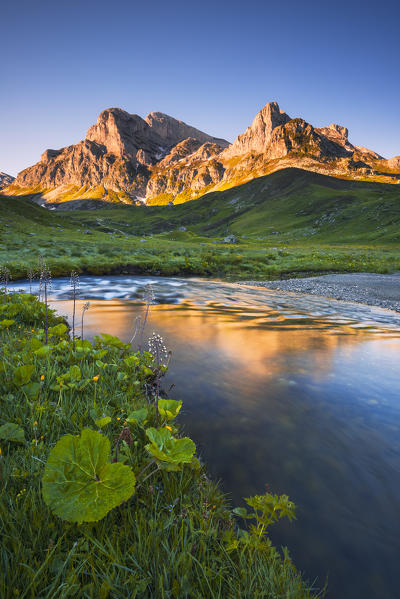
[
  {"x1": 22, "y1": 382, "x2": 41, "y2": 399},
  {"x1": 98, "y1": 333, "x2": 126, "y2": 349},
  {"x1": 145, "y1": 427, "x2": 196, "y2": 467},
  {"x1": 34, "y1": 345, "x2": 52, "y2": 357},
  {"x1": 124, "y1": 355, "x2": 139, "y2": 367},
  {"x1": 5, "y1": 305, "x2": 22, "y2": 317},
  {"x1": 69, "y1": 365, "x2": 81, "y2": 381},
  {"x1": 55, "y1": 340, "x2": 68, "y2": 350},
  {"x1": 42, "y1": 428, "x2": 136, "y2": 523},
  {"x1": 244, "y1": 493, "x2": 296, "y2": 527},
  {"x1": 189, "y1": 456, "x2": 201, "y2": 471},
  {"x1": 158, "y1": 399, "x2": 182, "y2": 421},
  {"x1": 0, "y1": 319, "x2": 15, "y2": 329},
  {"x1": 48, "y1": 323, "x2": 68, "y2": 337},
  {"x1": 75, "y1": 339, "x2": 93, "y2": 350},
  {"x1": 13, "y1": 364, "x2": 35, "y2": 386},
  {"x1": 0, "y1": 423, "x2": 25, "y2": 443},
  {"x1": 30, "y1": 338, "x2": 43, "y2": 351},
  {"x1": 127, "y1": 407, "x2": 148, "y2": 425},
  {"x1": 232, "y1": 507, "x2": 250, "y2": 519},
  {"x1": 95, "y1": 416, "x2": 112, "y2": 429}
]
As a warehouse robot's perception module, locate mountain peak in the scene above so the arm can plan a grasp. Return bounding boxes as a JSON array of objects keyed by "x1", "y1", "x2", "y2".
[
  {"x1": 145, "y1": 111, "x2": 229, "y2": 148},
  {"x1": 86, "y1": 108, "x2": 150, "y2": 157},
  {"x1": 8, "y1": 101, "x2": 400, "y2": 206},
  {"x1": 223, "y1": 101, "x2": 291, "y2": 158},
  {"x1": 315, "y1": 123, "x2": 349, "y2": 146}
]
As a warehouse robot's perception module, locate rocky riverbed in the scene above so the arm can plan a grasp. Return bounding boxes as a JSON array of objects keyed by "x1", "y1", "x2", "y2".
[{"x1": 243, "y1": 273, "x2": 400, "y2": 313}]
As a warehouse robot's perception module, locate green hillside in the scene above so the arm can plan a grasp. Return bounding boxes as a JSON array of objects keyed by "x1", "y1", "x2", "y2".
[{"x1": 1, "y1": 168, "x2": 400, "y2": 280}]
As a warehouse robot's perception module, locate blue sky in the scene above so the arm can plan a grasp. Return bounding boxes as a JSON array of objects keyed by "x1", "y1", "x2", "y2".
[{"x1": 1, "y1": 0, "x2": 399, "y2": 176}]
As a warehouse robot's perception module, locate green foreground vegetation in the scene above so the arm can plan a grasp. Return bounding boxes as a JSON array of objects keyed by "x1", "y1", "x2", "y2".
[
  {"x1": 1, "y1": 168, "x2": 400, "y2": 281},
  {"x1": 0, "y1": 292, "x2": 321, "y2": 598}
]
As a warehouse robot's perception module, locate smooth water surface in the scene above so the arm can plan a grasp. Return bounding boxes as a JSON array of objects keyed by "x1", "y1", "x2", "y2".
[{"x1": 11, "y1": 275, "x2": 400, "y2": 599}]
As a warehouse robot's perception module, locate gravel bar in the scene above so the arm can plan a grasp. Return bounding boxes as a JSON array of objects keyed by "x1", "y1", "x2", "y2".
[{"x1": 243, "y1": 273, "x2": 400, "y2": 313}]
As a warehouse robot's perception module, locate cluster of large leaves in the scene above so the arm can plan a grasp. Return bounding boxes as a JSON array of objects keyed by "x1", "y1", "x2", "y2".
[
  {"x1": 145, "y1": 427, "x2": 196, "y2": 471},
  {"x1": 0, "y1": 422, "x2": 25, "y2": 443},
  {"x1": 233, "y1": 492, "x2": 296, "y2": 542},
  {"x1": 42, "y1": 429, "x2": 136, "y2": 523},
  {"x1": 158, "y1": 399, "x2": 182, "y2": 421}
]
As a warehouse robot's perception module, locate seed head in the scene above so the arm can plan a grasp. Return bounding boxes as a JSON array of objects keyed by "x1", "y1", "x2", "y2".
[
  {"x1": 70, "y1": 271, "x2": 80, "y2": 289},
  {"x1": 148, "y1": 332, "x2": 169, "y2": 366}
]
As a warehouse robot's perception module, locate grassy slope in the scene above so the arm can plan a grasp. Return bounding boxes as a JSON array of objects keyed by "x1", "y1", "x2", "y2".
[
  {"x1": 0, "y1": 293, "x2": 319, "y2": 598},
  {"x1": 1, "y1": 168, "x2": 400, "y2": 279}
]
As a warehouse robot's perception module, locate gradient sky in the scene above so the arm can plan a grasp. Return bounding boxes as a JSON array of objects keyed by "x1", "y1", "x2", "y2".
[{"x1": 1, "y1": 0, "x2": 399, "y2": 176}]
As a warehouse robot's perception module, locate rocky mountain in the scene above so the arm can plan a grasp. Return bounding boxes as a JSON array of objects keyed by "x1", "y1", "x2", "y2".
[
  {"x1": 4, "y1": 102, "x2": 400, "y2": 207},
  {"x1": 0, "y1": 171, "x2": 15, "y2": 189}
]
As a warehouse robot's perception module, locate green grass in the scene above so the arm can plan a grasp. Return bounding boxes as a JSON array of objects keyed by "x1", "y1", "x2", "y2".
[
  {"x1": 0, "y1": 292, "x2": 320, "y2": 598},
  {"x1": 1, "y1": 168, "x2": 400, "y2": 280}
]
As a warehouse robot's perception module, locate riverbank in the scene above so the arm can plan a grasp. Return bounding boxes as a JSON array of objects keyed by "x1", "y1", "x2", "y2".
[
  {"x1": 242, "y1": 273, "x2": 400, "y2": 312},
  {"x1": 0, "y1": 291, "x2": 319, "y2": 598}
]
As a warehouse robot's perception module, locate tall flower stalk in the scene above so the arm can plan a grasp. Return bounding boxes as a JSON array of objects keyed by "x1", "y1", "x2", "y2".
[
  {"x1": 0, "y1": 266, "x2": 11, "y2": 302},
  {"x1": 39, "y1": 261, "x2": 52, "y2": 344},
  {"x1": 148, "y1": 332, "x2": 170, "y2": 428},
  {"x1": 138, "y1": 284, "x2": 154, "y2": 352},
  {"x1": 70, "y1": 271, "x2": 80, "y2": 350},
  {"x1": 27, "y1": 268, "x2": 35, "y2": 294},
  {"x1": 81, "y1": 301, "x2": 90, "y2": 341}
]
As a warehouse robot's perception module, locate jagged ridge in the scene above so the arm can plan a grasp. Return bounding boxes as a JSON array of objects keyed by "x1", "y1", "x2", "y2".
[{"x1": 5, "y1": 102, "x2": 400, "y2": 206}]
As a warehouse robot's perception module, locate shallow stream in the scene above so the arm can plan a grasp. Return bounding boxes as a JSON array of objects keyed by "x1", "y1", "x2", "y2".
[{"x1": 10, "y1": 275, "x2": 400, "y2": 599}]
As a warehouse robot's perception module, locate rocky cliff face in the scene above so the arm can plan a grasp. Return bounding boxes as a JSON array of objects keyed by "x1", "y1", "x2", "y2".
[
  {"x1": 6, "y1": 102, "x2": 400, "y2": 206},
  {"x1": 0, "y1": 171, "x2": 15, "y2": 189},
  {"x1": 222, "y1": 101, "x2": 291, "y2": 158},
  {"x1": 9, "y1": 108, "x2": 230, "y2": 202}
]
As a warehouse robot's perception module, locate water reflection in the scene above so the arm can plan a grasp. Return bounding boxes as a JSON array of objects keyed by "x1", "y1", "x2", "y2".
[{"x1": 9, "y1": 276, "x2": 400, "y2": 599}]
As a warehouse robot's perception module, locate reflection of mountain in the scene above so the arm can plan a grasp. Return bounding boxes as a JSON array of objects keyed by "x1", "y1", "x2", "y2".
[{"x1": 54, "y1": 298, "x2": 396, "y2": 386}]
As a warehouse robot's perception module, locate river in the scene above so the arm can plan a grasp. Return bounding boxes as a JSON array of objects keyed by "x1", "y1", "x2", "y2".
[{"x1": 10, "y1": 275, "x2": 400, "y2": 599}]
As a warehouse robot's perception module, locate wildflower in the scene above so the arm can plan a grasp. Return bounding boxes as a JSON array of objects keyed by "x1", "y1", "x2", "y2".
[
  {"x1": 33, "y1": 421, "x2": 38, "y2": 427},
  {"x1": 148, "y1": 332, "x2": 169, "y2": 367},
  {"x1": 117, "y1": 417, "x2": 121, "y2": 421},
  {"x1": 165, "y1": 425, "x2": 172, "y2": 431},
  {"x1": 93, "y1": 375, "x2": 99, "y2": 382},
  {"x1": 40, "y1": 435, "x2": 44, "y2": 440},
  {"x1": 40, "y1": 375, "x2": 45, "y2": 381}
]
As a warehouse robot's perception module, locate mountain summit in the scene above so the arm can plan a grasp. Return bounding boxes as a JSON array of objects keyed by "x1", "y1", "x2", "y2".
[{"x1": 5, "y1": 102, "x2": 400, "y2": 206}]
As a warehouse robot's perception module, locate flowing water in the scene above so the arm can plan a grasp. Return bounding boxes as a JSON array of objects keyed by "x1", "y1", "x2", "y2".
[{"x1": 10, "y1": 275, "x2": 400, "y2": 599}]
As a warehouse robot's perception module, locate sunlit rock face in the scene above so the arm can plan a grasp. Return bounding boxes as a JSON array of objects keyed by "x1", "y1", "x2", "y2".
[
  {"x1": 222, "y1": 101, "x2": 291, "y2": 158},
  {"x1": 7, "y1": 102, "x2": 400, "y2": 206}
]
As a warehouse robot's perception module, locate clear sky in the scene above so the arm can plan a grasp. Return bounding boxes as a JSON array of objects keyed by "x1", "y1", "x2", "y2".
[{"x1": 1, "y1": 0, "x2": 399, "y2": 176}]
